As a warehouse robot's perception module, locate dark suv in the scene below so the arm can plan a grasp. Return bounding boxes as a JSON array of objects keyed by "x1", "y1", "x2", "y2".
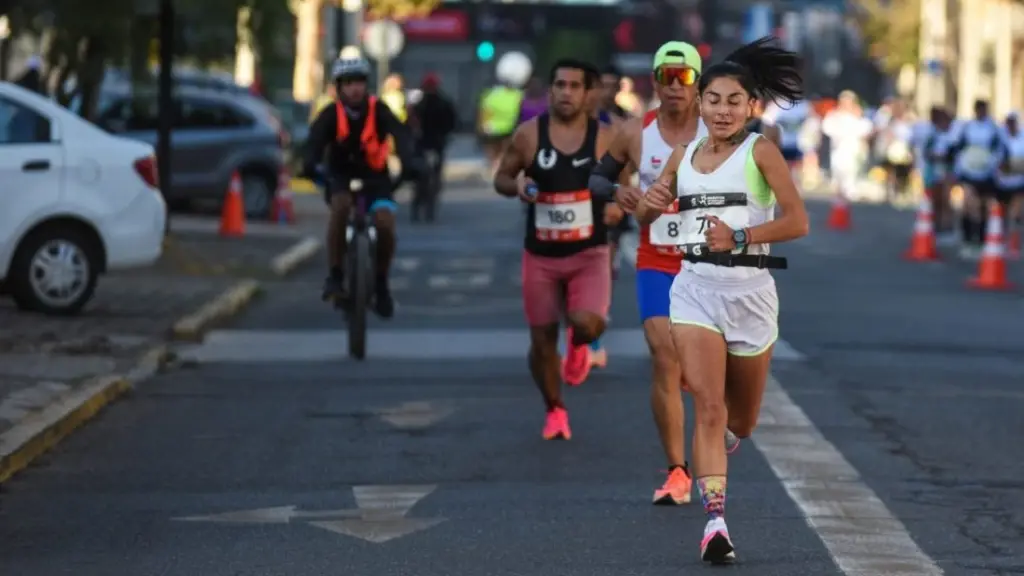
[{"x1": 96, "y1": 87, "x2": 287, "y2": 218}]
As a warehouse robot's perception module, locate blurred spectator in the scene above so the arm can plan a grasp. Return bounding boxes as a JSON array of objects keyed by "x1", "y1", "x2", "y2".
[
  {"x1": 381, "y1": 73, "x2": 407, "y2": 124},
  {"x1": 518, "y1": 77, "x2": 547, "y2": 124},
  {"x1": 615, "y1": 76, "x2": 643, "y2": 117},
  {"x1": 15, "y1": 55, "x2": 43, "y2": 94}
]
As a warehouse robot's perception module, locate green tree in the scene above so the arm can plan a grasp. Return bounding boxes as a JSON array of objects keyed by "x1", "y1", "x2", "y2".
[
  {"x1": 851, "y1": 0, "x2": 921, "y2": 74},
  {"x1": 2, "y1": 0, "x2": 292, "y2": 118}
]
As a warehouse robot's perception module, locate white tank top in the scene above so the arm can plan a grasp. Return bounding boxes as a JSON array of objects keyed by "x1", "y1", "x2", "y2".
[{"x1": 675, "y1": 133, "x2": 775, "y2": 282}]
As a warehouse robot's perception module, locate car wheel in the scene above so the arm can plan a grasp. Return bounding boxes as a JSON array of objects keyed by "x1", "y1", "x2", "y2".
[
  {"x1": 241, "y1": 172, "x2": 274, "y2": 219},
  {"x1": 7, "y1": 225, "x2": 100, "y2": 316}
]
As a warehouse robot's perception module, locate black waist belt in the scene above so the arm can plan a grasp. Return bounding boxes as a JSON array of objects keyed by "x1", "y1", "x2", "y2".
[{"x1": 684, "y1": 253, "x2": 788, "y2": 269}]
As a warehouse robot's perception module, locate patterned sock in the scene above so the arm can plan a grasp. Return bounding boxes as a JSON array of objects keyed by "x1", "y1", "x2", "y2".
[{"x1": 697, "y1": 475, "x2": 727, "y2": 520}]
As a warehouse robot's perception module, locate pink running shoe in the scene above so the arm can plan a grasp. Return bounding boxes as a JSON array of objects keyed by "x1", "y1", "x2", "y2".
[
  {"x1": 700, "y1": 518, "x2": 736, "y2": 564},
  {"x1": 725, "y1": 429, "x2": 741, "y2": 454},
  {"x1": 561, "y1": 327, "x2": 591, "y2": 387},
  {"x1": 542, "y1": 407, "x2": 572, "y2": 440}
]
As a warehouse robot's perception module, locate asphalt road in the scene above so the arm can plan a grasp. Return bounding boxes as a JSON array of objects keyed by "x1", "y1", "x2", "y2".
[{"x1": 2, "y1": 191, "x2": 1023, "y2": 576}]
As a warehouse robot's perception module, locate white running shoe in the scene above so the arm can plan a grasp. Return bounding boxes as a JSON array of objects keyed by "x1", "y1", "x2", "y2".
[{"x1": 700, "y1": 517, "x2": 736, "y2": 564}]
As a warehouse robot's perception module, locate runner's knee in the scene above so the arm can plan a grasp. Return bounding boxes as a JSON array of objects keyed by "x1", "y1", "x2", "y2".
[
  {"x1": 567, "y1": 312, "x2": 605, "y2": 343},
  {"x1": 693, "y1": 394, "x2": 727, "y2": 428},
  {"x1": 646, "y1": 334, "x2": 678, "y2": 389}
]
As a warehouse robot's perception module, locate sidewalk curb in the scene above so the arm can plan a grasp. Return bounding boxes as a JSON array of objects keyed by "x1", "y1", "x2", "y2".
[
  {"x1": 171, "y1": 279, "x2": 261, "y2": 341},
  {"x1": 270, "y1": 236, "x2": 320, "y2": 277},
  {"x1": 0, "y1": 345, "x2": 171, "y2": 484}
]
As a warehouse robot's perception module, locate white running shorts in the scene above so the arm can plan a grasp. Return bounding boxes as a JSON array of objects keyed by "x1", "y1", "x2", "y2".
[{"x1": 668, "y1": 269, "x2": 779, "y2": 356}]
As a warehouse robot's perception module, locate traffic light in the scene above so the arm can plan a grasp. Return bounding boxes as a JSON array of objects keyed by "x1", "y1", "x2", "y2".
[{"x1": 476, "y1": 41, "x2": 495, "y2": 62}]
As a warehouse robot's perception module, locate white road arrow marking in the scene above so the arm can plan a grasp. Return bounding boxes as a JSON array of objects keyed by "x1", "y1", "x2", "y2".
[
  {"x1": 173, "y1": 506, "x2": 299, "y2": 523},
  {"x1": 309, "y1": 518, "x2": 445, "y2": 544},
  {"x1": 170, "y1": 485, "x2": 445, "y2": 544},
  {"x1": 378, "y1": 402, "x2": 455, "y2": 430}
]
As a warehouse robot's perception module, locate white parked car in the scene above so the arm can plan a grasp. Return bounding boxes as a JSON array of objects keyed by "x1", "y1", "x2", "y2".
[{"x1": 0, "y1": 82, "x2": 167, "y2": 315}]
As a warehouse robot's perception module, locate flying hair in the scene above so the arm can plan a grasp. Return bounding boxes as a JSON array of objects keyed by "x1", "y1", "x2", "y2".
[{"x1": 697, "y1": 36, "x2": 804, "y2": 107}]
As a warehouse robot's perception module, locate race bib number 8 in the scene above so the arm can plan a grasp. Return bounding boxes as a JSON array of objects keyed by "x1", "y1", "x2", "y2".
[
  {"x1": 648, "y1": 200, "x2": 682, "y2": 246},
  {"x1": 535, "y1": 190, "x2": 594, "y2": 241}
]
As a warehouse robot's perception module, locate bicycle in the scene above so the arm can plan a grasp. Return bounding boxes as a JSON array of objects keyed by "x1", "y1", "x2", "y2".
[
  {"x1": 312, "y1": 173, "x2": 383, "y2": 360},
  {"x1": 412, "y1": 149, "x2": 441, "y2": 222},
  {"x1": 342, "y1": 178, "x2": 376, "y2": 360}
]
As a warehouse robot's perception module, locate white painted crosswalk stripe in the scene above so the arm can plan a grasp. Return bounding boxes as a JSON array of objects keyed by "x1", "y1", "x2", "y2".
[{"x1": 179, "y1": 329, "x2": 806, "y2": 363}]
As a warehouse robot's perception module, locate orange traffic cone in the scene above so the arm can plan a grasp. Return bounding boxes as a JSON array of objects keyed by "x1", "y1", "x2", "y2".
[
  {"x1": 827, "y1": 195, "x2": 851, "y2": 230},
  {"x1": 271, "y1": 166, "x2": 295, "y2": 224},
  {"x1": 967, "y1": 203, "x2": 1013, "y2": 290},
  {"x1": 219, "y1": 171, "x2": 246, "y2": 237},
  {"x1": 904, "y1": 196, "x2": 939, "y2": 261}
]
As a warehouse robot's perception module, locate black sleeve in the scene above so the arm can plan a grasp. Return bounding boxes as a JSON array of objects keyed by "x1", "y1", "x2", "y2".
[
  {"x1": 378, "y1": 101, "x2": 416, "y2": 166},
  {"x1": 303, "y1": 103, "x2": 337, "y2": 177}
]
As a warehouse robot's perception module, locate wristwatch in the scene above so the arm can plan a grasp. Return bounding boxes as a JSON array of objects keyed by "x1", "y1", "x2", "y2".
[{"x1": 732, "y1": 228, "x2": 748, "y2": 249}]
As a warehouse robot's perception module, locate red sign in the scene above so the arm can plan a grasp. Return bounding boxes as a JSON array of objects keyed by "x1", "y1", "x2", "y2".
[
  {"x1": 613, "y1": 20, "x2": 634, "y2": 51},
  {"x1": 401, "y1": 10, "x2": 469, "y2": 41}
]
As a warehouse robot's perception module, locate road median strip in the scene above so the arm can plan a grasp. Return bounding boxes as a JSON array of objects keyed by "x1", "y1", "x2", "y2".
[
  {"x1": 0, "y1": 345, "x2": 171, "y2": 484},
  {"x1": 270, "y1": 236, "x2": 321, "y2": 277},
  {"x1": 171, "y1": 279, "x2": 261, "y2": 341}
]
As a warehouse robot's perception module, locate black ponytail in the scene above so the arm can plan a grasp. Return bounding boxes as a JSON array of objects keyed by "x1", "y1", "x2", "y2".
[{"x1": 697, "y1": 36, "x2": 804, "y2": 106}]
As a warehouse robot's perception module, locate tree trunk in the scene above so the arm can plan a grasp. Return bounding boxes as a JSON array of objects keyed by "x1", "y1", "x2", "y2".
[{"x1": 293, "y1": 0, "x2": 323, "y2": 102}]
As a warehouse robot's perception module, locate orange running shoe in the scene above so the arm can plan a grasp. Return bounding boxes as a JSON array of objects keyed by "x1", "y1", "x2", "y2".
[
  {"x1": 542, "y1": 407, "x2": 572, "y2": 440},
  {"x1": 652, "y1": 466, "x2": 692, "y2": 505}
]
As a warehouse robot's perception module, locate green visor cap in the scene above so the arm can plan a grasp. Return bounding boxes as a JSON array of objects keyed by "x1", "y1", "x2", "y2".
[{"x1": 653, "y1": 41, "x2": 702, "y2": 74}]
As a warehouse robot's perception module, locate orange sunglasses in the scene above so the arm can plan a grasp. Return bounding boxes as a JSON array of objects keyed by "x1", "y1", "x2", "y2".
[{"x1": 654, "y1": 66, "x2": 698, "y2": 87}]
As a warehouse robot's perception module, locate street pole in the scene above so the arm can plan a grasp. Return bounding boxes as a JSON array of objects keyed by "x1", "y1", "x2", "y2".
[
  {"x1": 158, "y1": 0, "x2": 174, "y2": 235},
  {"x1": 342, "y1": 0, "x2": 364, "y2": 52},
  {"x1": 376, "y1": 20, "x2": 388, "y2": 93},
  {"x1": 956, "y1": 0, "x2": 981, "y2": 118},
  {"x1": 915, "y1": 0, "x2": 949, "y2": 117},
  {"x1": 323, "y1": 1, "x2": 337, "y2": 90}
]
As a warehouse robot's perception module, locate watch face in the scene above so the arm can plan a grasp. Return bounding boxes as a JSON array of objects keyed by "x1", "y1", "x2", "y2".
[{"x1": 733, "y1": 230, "x2": 746, "y2": 243}]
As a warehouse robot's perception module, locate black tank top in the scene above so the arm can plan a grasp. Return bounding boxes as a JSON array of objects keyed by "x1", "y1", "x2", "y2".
[{"x1": 524, "y1": 114, "x2": 606, "y2": 257}]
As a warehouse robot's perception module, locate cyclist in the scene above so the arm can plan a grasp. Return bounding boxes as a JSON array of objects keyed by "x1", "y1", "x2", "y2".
[
  {"x1": 408, "y1": 73, "x2": 457, "y2": 222},
  {"x1": 303, "y1": 57, "x2": 421, "y2": 318}
]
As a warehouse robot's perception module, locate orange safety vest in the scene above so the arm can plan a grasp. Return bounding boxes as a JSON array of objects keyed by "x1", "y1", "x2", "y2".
[{"x1": 335, "y1": 96, "x2": 389, "y2": 172}]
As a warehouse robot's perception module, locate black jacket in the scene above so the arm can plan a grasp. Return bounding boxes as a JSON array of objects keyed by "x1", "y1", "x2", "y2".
[
  {"x1": 412, "y1": 91, "x2": 457, "y2": 150},
  {"x1": 304, "y1": 97, "x2": 417, "y2": 181}
]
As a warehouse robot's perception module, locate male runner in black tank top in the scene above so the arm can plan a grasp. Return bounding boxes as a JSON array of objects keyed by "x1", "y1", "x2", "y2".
[{"x1": 493, "y1": 58, "x2": 617, "y2": 441}]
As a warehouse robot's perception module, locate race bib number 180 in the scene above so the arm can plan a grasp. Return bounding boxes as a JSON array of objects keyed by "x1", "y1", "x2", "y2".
[{"x1": 535, "y1": 190, "x2": 594, "y2": 241}]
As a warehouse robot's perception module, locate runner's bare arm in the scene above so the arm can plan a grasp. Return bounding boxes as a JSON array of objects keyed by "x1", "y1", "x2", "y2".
[
  {"x1": 744, "y1": 137, "x2": 809, "y2": 243},
  {"x1": 494, "y1": 121, "x2": 536, "y2": 197},
  {"x1": 589, "y1": 118, "x2": 639, "y2": 199},
  {"x1": 635, "y1": 144, "x2": 685, "y2": 226}
]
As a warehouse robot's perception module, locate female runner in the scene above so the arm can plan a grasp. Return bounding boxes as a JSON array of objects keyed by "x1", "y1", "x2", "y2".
[{"x1": 641, "y1": 37, "x2": 809, "y2": 564}]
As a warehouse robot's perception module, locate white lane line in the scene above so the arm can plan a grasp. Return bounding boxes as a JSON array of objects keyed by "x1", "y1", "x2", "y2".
[{"x1": 755, "y1": 376, "x2": 944, "y2": 576}]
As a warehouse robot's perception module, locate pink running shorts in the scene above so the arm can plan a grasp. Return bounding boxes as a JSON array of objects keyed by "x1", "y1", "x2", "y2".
[{"x1": 521, "y1": 245, "x2": 611, "y2": 326}]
